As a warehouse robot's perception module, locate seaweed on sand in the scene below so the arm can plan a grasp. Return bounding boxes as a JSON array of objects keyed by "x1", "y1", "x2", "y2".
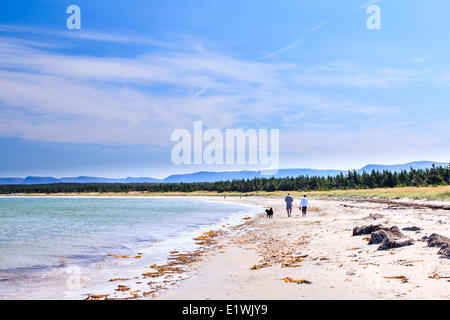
[
  {"x1": 423, "y1": 233, "x2": 450, "y2": 258},
  {"x1": 353, "y1": 225, "x2": 384, "y2": 236},
  {"x1": 354, "y1": 225, "x2": 414, "y2": 251},
  {"x1": 278, "y1": 277, "x2": 312, "y2": 285}
]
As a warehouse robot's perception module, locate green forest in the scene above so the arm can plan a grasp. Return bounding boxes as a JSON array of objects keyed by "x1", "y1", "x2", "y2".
[{"x1": 0, "y1": 166, "x2": 448, "y2": 194}]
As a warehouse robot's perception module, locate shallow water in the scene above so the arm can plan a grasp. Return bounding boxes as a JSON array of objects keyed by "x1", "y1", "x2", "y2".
[{"x1": 0, "y1": 197, "x2": 261, "y2": 298}]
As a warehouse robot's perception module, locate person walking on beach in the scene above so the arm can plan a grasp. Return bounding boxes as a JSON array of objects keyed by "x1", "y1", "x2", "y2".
[
  {"x1": 300, "y1": 195, "x2": 309, "y2": 216},
  {"x1": 285, "y1": 193, "x2": 294, "y2": 218}
]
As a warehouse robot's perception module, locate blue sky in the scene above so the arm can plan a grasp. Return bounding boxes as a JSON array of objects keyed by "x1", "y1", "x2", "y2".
[{"x1": 0, "y1": 0, "x2": 449, "y2": 178}]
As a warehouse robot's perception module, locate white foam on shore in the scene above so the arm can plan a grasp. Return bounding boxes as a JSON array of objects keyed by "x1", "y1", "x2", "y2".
[{"x1": 0, "y1": 198, "x2": 263, "y2": 300}]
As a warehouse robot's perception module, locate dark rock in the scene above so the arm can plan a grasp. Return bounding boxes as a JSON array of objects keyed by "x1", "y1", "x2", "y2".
[
  {"x1": 424, "y1": 233, "x2": 450, "y2": 258},
  {"x1": 370, "y1": 226, "x2": 403, "y2": 243},
  {"x1": 369, "y1": 230, "x2": 390, "y2": 244},
  {"x1": 353, "y1": 224, "x2": 383, "y2": 236},
  {"x1": 402, "y1": 226, "x2": 421, "y2": 232},
  {"x1": 438, "y1": 244, "x2": 450, "y2": 258},
  {"x1": 385, "y1": 226, "x2": 404, "y2": 237},
  {"x1": 378, "y1": 238, "x2": 414, "y2": 251},
  {"x1": 364, "y1": 226, "x2": 413, "y2": 251},
  {"x1": 369, "y1": 226, "x2": 405, "y2": 245},
  {"x1": 426, "y1": 233, "x2": 450, "y2": 248}
]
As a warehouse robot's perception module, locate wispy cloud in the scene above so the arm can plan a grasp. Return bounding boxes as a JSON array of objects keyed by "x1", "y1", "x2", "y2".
[
  {"x1": 262, "y1": 21, "x2": 328, "y2": 59},
  {"x1": 406, "y1": 56, "x2": 432, "y2": 64},
  {"x1": 287, "y1": 62, "x2": 430, "y2": 88},
  {"x1": 0, "y1": 28, "x2": 447, "y2": 152},
  {"x1": 0, "y1": 24, "x2": 174, "y2": 48}
]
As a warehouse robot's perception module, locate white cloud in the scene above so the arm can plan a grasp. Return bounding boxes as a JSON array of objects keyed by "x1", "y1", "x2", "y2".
[
  {"x1": 0, "y1": 24, "x2": 174, "y2": 48},
  {"x1": 0, "y1": 30, "x2": 447, "y2": 154},
  {"x1": 262, "y1": 21, "x2": 329, "y2": 60},
  {"x1": 406, "y1": 56, "x2": 432, "y2": 64}
]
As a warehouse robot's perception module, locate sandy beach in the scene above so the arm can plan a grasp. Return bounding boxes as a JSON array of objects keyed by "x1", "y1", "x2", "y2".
[
  {"x1": 0, "y1": 195, "x2": 449, "y2": 300},
  {"x1": 153, "y1": 196, "x2": 450, "y2": 300}
]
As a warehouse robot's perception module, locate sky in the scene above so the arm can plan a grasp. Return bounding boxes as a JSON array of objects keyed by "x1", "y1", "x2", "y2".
[{"x1": 0, "y1": 0, "x2": 449, "y2": 178}]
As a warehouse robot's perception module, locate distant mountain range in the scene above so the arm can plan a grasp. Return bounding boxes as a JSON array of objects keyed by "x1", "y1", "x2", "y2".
[{"x1": 0, "y1": 161, "x2": 447, "y2": 185}]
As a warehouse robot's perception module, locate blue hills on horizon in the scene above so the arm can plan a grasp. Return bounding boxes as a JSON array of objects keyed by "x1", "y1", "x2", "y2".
[{"x1": 0, "y1": 161, "x2": 447, "y2": 185}]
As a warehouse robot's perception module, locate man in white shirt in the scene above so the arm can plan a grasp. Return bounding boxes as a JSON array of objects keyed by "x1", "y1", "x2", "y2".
[
  {"x1": 300, "y1": 195, "x2": 309, "y2": 216},
  {"x1": 285, "y1": 193, "x2": 294, "y2": 218}
]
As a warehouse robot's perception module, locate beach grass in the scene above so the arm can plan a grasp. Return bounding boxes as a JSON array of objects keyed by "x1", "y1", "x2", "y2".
[
  {"x1": 248, "y1": 186, "x2": 450, "y2": 200},
  {"x1": 6, "y1": 186, "x2": 450, "y2": 200}
]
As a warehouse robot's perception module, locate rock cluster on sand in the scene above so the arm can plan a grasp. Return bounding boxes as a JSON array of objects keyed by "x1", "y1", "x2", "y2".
[
  {"x1": 423, "y1": 233, "x2": 450, "y2": 258},
  {"x1": 352, "y1": 224, "x2": 384, "y2": 236},
  {"x1": 353, "y1": 224, "x2": 414, "y2": 251},
  {"x1": 402, "y1": 226, "x2": 422, "y2": 232},
  {"x1": 368, "y1": 226, "x2": 403, "y2": 244}
]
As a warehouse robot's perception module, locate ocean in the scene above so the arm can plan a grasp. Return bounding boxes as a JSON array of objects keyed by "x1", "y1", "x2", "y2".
[{"x1": 0, "y1": 196, "x2": 262, "y2": 299}]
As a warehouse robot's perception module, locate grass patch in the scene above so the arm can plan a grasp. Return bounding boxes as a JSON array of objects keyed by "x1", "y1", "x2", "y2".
[{"x1": 5, "y1": 186, "x2": 450, "y2": 200}]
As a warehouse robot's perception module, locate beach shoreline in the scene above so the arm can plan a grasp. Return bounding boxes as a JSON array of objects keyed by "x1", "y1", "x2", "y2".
[
  {"x1": 0, "y1": 196, "x2": 262, "y2": 300},
  {"x1": 1, "y1": 195, "x2": 449, "y2": 300},
  {"x1": 153, "y1": 196, "x2": 450, "y2": 300}
]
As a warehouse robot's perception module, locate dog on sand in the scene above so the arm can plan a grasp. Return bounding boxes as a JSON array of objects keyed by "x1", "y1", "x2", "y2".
[{"x1": 265, "y1": 207, "x2": 273, "y2": 219}]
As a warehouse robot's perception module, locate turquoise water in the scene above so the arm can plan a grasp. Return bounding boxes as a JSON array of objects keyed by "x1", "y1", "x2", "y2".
[{"x1": 0, "y1": 197, "x2": 260, "y2": 284}]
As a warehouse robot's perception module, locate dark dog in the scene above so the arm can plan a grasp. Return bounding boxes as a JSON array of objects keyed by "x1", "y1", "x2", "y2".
[{"x1": 265, "y1": 207, "x2": 273, "y2": 219}]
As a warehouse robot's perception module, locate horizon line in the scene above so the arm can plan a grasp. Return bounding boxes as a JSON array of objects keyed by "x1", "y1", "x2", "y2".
[{"x1": 0, "y1": 160, "x2": 447, "y2": 180}]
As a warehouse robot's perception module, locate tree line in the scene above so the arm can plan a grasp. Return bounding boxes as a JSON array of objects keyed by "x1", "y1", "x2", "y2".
[{"x1": 0, "y1": 166, "x2": 448, "y2": 194}]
